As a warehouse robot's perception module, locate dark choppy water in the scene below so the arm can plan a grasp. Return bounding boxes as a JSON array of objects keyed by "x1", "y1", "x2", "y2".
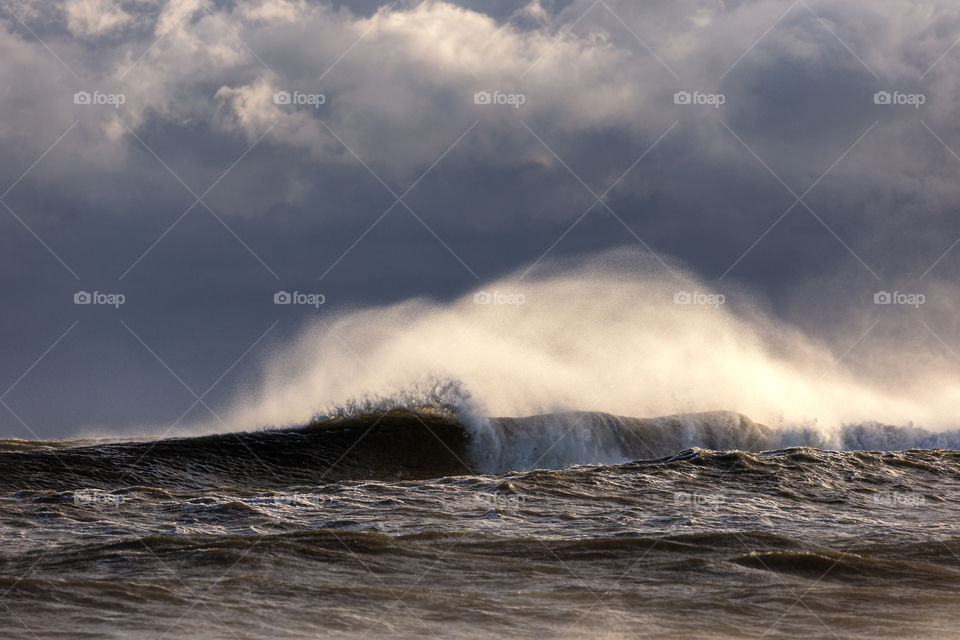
[{"x1": 2, "y1": 410, "x2": 960, "y2": 638}]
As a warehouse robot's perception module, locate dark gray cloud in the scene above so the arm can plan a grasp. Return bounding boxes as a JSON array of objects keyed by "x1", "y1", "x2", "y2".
[{"x1": 3, "y1": 0, "x2": 960, "y2": 436}]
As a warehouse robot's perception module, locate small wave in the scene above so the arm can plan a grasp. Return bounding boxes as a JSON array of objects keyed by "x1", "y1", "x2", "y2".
[
  {"x1": 731, "y1": 550, "x2": 960, "y2": 583},
  {"x1": 771, "y1": 422, "x2": 960, "y2": 451}
]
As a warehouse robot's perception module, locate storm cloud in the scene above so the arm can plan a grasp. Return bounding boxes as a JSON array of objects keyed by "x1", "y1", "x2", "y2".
[{"x1": 3, "y1": 0, "x2": 960, "y2": 436}]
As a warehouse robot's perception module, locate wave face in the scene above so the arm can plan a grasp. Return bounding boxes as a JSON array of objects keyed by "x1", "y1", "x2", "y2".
[
  {"x1": 3, "y1": 408, "x2": 959, "y2": 491},
  {"x1": 470, "y1": 410, "x2": 771, "y2": 473}
]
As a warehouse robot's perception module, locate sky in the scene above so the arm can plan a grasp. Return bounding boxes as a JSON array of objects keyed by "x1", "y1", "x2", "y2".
[{"x1": 3, "y1": 0, "x2": 960, "y2": 437}]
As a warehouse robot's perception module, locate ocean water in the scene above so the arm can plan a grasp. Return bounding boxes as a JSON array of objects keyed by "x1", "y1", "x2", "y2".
[{"x1": 2, "y1": 409, "x2": 960, "y2": 639}]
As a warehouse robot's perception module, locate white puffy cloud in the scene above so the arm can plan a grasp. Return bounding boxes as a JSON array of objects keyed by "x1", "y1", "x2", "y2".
[
  {"x1": 65, "y1": 0, "x2": 134, "y2": 37},
  {"x1": 4, "y1": 0, "x2": 960, "y2": 223}
]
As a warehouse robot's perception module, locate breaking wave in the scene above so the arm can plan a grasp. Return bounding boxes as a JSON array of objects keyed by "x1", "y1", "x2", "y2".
[
  {"x1": 4, "y1": 403, "x2": 959, "y2": 491},
  {"x1": 219, "y1": 249, "x2": 960, "y2": 443}
]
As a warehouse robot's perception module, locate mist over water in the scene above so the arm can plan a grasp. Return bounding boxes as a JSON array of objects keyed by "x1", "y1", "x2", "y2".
[
  {"x1": 8, "y1": 248, "x2": 960, "y2": 639},
  {"x1": 224, "y1": 249, "x2": 960, "y2": 442}
]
